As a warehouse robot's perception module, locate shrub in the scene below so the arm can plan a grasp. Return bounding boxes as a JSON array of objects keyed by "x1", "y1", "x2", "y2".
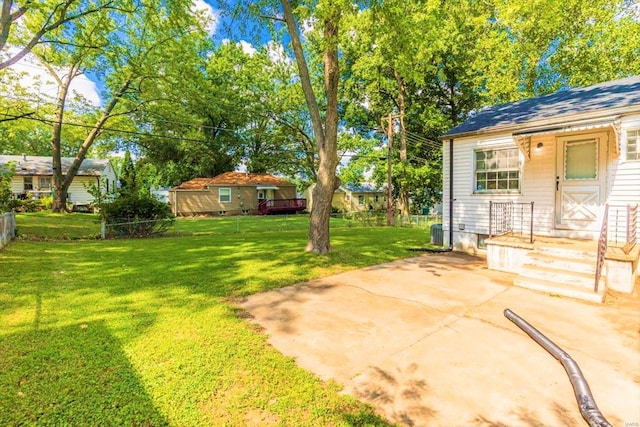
[
  {"x1": 0, "y1": 162, "x2": 15, "y2": 213},
  {"x1": 39, "y1": 195, "x2": 53, "y2": 210},
  {"x1": 21, "y1": 199, "x2": 40, "y2": 212},
  {"x1": 100, "y1": 194, "x2": 174, "y2": 238}
]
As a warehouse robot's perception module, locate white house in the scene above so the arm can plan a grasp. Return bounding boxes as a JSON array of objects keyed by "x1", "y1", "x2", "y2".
[
  {"x1": 0, "y1": 155, "x2": 118, "y2": 207},
  {"x1": 441, "y1": 76, "x2": 640, "y2": 302}
]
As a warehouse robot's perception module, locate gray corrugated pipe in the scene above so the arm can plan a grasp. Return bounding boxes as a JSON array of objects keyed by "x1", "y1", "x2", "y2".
[{"x1": 504, "y1": 309, "x2": 611, "y2": 427}]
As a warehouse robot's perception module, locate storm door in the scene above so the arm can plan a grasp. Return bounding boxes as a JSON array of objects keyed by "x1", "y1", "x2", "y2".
[{"x1": 555, "y1": 134, "x2": 606, "y2": 230}]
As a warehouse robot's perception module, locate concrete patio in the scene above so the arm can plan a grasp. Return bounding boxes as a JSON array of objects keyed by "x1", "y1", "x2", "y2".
[{"x1": 238, "y1": 252, "x2": 640, "y2": 427}]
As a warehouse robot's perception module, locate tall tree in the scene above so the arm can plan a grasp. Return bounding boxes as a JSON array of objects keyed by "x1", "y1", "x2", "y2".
[
  {"x1": 26, "y1": 0, "x2": 207, "y2": 211},
  {"x1": 217, "y1": 0, "x2": 353, "y2": 253},
  {"x1": 279, "y1": 0, "x2": 350, "y2": 253}
]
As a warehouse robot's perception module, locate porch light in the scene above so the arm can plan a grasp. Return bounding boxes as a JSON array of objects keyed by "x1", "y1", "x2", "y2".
[{"x1": 536, "y1": 142, "x2": 544, "y2": 151}]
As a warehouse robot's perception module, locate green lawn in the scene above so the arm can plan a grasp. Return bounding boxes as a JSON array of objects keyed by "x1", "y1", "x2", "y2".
[
  {"x1": 16, "y1": 212, "x2": 439, "y2": 239},
  {"x1": 1, "y1": 213, "x2": 436, "y2": 426},
  {"x1": 16, "y1": 212, "x2": 103, "y2": 239}
]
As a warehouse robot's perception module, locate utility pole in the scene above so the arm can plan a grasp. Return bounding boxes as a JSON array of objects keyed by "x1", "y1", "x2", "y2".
[
  {"x1": 385, "y1": 113, "x2": 404, "y2": 226},
  {"x1": 387, "y1": 114, "x2": 393, "y2": 226}
]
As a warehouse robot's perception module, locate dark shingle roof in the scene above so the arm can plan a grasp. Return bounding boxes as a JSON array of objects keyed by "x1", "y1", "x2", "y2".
[
  {"x1": 0, "y1": 155, "x2": 111, "y2": 176},
  {"x1": 344, "y1": 183, "x2": 384, "y2": 193},
  {"x1": 443, "y1": 76, "x2": 640, "y2": 138}
]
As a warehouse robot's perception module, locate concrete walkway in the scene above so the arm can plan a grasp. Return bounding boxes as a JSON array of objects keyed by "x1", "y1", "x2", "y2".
[{"x1": 239, "y1": 253, "x2": 640, "y2": 427}]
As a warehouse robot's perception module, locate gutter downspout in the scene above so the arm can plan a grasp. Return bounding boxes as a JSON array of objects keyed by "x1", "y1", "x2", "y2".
[
  {"x1": 447, "y1": 137, "x2": 454, "y2": 250},
  {"x1": 409, "y1": 138, "x2": 454, "y2": 253}
]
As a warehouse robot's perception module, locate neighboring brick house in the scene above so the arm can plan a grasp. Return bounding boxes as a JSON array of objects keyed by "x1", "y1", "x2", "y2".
[{"x1": 168, "y1": 172, "x2": 305, "y2": 216}]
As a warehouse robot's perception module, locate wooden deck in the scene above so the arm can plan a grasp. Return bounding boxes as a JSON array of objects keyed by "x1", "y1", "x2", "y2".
[{"x1": 258, "y1": 198, "x2": 307, "y2": 215}]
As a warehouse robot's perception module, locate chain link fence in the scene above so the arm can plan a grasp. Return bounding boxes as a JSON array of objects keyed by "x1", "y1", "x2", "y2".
[{"x1": 100, "y1": 213, "x2": 443, "y2": 239}]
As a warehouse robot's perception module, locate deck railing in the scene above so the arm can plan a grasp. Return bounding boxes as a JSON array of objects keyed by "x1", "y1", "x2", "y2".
[
  {"x1": 489, "y1": 201, "x2": 534, "y2": 243},
  {"x1": 258, "y1": 198, "x2": 307, "y2": 215},
  {"x1": 608, "y1": 204, "x2": 638, "y2": 255}
]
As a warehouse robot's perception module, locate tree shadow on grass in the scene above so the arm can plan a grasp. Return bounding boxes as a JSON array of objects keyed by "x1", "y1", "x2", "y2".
[{"x1": 0, "y1": 320, "x2": 168, "y2": 426}]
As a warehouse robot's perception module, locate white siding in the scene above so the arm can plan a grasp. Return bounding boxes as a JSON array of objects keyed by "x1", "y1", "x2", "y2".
[
  {"x1": 444, "y1": 134, "x2": 551, "y2": 251},
  {"x1": 100, "y1": 162, "x2": 118, "y2": 196},
  {"x1": 444, "y1": 130, "x2": 609, "y2": 251},
  {"x1": 9, "y1": 177, "x2": 23, "y2": 194},
  {"x1": 68, "y1": 176, "x2": 100, "y2": 204},
  {"x1": 608, "y1": 114, "x2": 640, "y2": 206}
]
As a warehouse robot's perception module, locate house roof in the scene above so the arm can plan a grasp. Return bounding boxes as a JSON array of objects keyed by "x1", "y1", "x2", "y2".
[
  {"x1": 171, "y1": 172, "x2": 295, "y2": 190},
  {"x1": 0, "y1": 155, "x2": 111, "y2": 176},
  {"x1": 342, "y1": 183, "x2": 384, "y2": 193},
  {"x1": 442, "y1": 76, "x2": 640, "y2": 139}
]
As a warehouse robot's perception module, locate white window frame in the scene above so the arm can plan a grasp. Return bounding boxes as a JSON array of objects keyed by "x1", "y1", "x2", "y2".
[
  {"x1": 219, "y1": 188, "x2": 231, "y2": 203},
  {"x1": 473, "y1": 147, "x2": 521, "y2": 194},
  {"x1": 39, "y1": 177, "x2": 51, "y2": 189},
  {"x1": 626, "y1": 129, "x2": 640, "y2": 161},
  {"x1": 357, "y1": 195, "x2": 364, "y2": 205}
]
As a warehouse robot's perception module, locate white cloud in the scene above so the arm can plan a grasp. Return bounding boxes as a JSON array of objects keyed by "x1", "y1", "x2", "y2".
[
  {"x1": 221, "y1": 38, "x2": 258, "y2": 56},
  {"x1": 191, "y1": 0, "x2": 219, "y2": 36},
  {"x1": 265, "y1": 41, "x2": 292, "y2": 66},
  {"x1": 301, "y1": 17, "x2": 317, "y2": 35},
  {"x1": 1, "y1": 49, "x2": 101, "y2": 106},
  {"x1": 238, "y1": 40, "x2": 257, "y2": 56}
]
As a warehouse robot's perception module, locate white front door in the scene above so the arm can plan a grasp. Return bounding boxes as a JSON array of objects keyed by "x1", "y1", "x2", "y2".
[{"x1": 555, "y1": 133, "x2": 607, "y2": 230}]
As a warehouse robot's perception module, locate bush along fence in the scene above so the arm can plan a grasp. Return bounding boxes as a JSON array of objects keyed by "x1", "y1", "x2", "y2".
[
  {"x1": 101, "y1": 217, "x2": 175, "y2": 239},
  {"x1": 0, "y1": 211, "x2": 16, "y2": 249}
]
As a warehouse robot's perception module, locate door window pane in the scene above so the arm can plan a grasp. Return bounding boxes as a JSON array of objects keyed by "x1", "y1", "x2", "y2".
[{"x1": 565, "y1": 140, "x2": 597, "y2": 180}]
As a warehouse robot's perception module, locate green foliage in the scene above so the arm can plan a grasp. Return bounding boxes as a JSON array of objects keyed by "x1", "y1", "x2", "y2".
[
  {"x1": 100, "y1": 195, "x2": 173, "y2": 238},
  {"x1": 19, "y1": 199, "x2": 39, "y2": 213},
  {"x1": 0, "y1": 161, "x2": 15, "y2": 212},
  {"x1": 118, "y1": 150, "x2": 137, "y2": 196}
]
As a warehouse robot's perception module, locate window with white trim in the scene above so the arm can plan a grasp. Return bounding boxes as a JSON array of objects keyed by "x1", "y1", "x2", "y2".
[
  {"x1": 358, "y1": 195, "x2": 364, "y2": 205},
  {"x1": 39, "y1": 177, "x2": 51, "y2": 189},
  {"x1": 474, "y1": 147, "x2": 520, "y2": 192},
  {"x1": 627, "y1": 129, "x2": 640, "y2": 161},
  {"x1": 219, "y1": 188, "x2": 231, "y2": 203}
]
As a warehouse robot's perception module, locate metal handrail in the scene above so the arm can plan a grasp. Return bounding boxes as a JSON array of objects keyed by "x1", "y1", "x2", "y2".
[
  {"x1": 594, "y1": 204, "x2": 609, "y2": 293},
  {"x1": 489, "y1": 201, "x2": 534, "y2": 244},
  {"x1": 624, "y1": 204, "x2": 638, "y2": 254}
]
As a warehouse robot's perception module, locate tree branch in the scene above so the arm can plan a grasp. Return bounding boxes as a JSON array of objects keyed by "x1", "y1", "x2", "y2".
[{"x1": 0, "y1": 0, "x2": 120, "y2": 70}]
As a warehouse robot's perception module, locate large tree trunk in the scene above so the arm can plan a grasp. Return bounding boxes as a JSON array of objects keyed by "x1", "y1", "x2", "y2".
[
  {"x1": 51, "y1": 67, "x2": 75, "y2": 212},
  {"x1": 281, "y1": 0, "x2": 341, "y2": 254},
  {"x1": 50, "y1": 70, "x2": 131, "y2": 212}
]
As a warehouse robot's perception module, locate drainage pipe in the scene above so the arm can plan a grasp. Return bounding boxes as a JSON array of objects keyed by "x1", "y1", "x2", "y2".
[{"x1": 504, "y1": 309, "x2": 611, "y2": 427}]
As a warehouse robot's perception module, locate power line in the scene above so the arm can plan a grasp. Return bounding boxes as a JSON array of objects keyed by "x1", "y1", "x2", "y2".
[{"x1": 0, "y1": 112, "x2": 219, "y2": 145}]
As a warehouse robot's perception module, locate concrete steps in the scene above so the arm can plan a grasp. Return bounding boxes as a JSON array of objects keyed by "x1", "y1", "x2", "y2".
[{"x1": 513, "y1": 247, "x2": 606, "y2": 303}]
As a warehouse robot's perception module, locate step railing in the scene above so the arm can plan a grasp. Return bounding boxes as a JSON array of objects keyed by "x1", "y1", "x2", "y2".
[
  {"x1": 489, "y1": 201, "x2": 534, "y2": 244},
  {"x1": 608, "y1": 204, "x2": 638, "y2": 255},
  {"x1": 594, "y1": 204, "x2": 609, "y2": 293}
]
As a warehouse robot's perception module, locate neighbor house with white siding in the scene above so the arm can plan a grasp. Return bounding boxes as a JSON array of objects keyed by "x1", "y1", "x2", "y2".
[
  {"x1": 440, "y1": 76, "x2": 640, "y2": 302},
  {"x1": 0, "y1": 155, "x2": 117, "y2": 208}
]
